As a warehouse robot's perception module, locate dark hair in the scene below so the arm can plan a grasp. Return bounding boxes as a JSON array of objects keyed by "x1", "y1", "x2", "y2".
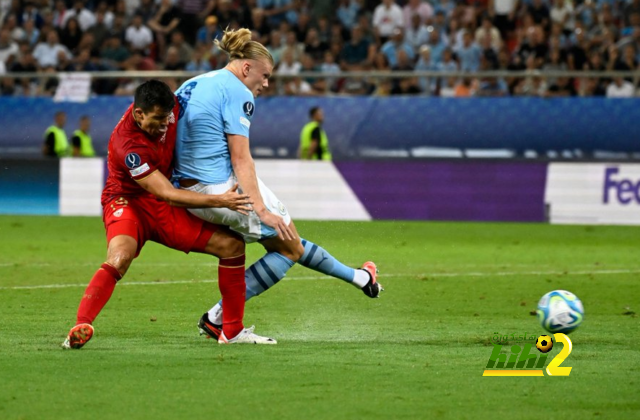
[
  {"x1": 309, "y1": 106, "x2": 321, "y2": 118},
  {"x1": 134, "y1": 80, "x2": 175, "y2": 113}
]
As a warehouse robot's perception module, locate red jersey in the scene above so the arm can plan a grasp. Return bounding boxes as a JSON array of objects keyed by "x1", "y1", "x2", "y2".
[{"x1": 102, "y1": 100, "x2": 180, "y2": 206}]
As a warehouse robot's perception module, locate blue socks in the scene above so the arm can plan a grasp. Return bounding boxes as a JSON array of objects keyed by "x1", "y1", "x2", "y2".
[
  {"x1": 245, "y1": 252, "x2": 295, "y2": 299},
  {"x1": 208, "y1": 239, "x2": 365, "y2": 325},
  {"x1": 297, "y1": 239, "x2": 356, "y2": 283}
]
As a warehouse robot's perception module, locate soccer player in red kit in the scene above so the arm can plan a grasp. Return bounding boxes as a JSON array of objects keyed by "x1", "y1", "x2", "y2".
[{"x1": 62, "y1": 80, "x2": 276, "y2": 349}]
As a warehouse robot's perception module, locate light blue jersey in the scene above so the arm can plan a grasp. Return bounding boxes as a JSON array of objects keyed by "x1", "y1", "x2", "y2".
[{"x1": 174, "y1": 69, "x2": 255, "y2": 184}]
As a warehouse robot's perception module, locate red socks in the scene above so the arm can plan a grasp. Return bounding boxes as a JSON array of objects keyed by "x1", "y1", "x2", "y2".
[
  {"x1": 218, "y1": 254, "x2": 246, "y2": 339},
  {"x1": 76, "y1": 263, "x2": 121, "y2": 325}
]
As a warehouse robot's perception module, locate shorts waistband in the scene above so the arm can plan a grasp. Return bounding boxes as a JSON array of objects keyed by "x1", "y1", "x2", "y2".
[{"x1": 179, "y1": 179, "x2": 199, "y2": 188}]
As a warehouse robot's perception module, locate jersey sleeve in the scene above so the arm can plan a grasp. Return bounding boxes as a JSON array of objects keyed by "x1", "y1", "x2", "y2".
[
  {"x1": 221, "y1": 84, "x2": 254, "y2": 138},
  {"x1": 118, "y1": 138, "x2": 160, "y2": 181}
]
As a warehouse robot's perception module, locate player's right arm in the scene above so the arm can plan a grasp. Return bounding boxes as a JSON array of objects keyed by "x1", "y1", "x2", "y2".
[
  {"x1": 136, "y1": 170, "x2": 253, "y2": 214},
  {"x1": 228, "y1": 134, "x2": 294, "y2": 240}
]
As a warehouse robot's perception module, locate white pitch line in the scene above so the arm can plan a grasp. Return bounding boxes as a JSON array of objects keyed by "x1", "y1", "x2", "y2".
[{"x1": 1, "y1": 268, "x2": 638, "y2": 291}]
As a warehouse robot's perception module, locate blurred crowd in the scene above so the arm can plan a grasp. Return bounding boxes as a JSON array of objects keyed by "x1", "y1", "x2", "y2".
[{"x1": 0, "y1": 0, "x2": 639, "y2": 97}]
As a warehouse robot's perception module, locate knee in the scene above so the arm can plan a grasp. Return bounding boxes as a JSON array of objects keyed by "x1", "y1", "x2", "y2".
[
  {"x1": 106, "y1": 250, "x2": 134, "y2": 276},
  {"x1": 218, "y1": 236, "x2": 245, "y2": 259},
  {"x1": 281, "y1": 242, "x2": 304, "y2": 262}
]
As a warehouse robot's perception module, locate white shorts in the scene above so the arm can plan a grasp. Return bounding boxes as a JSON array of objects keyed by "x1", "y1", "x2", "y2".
[{"x1": 183, "y1": 173, "x2": 291, "y2": 243}]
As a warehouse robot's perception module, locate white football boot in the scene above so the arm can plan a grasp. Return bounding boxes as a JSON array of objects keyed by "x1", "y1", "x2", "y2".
[{"x1": 218, "y1": 326, "x2": 277, "y2": 345}]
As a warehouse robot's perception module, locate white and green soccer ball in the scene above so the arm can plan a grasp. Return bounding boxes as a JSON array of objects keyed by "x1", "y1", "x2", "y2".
[{"x1": 537, "y1": 290, "x2": 584, "y2": 334}]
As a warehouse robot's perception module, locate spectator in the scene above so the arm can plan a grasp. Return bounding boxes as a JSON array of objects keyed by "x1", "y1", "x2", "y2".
[
  {"x1": 455, "y1": 30, "x2": 482, "y2": 72},
  {"x1": 340, "y1": 25, "x2": 370, "y2": 69},
  {"x1": 283, "y1": 30, "x2": 304, "y2": 62},
  {"x1": 149, "y1": 0, "x2": 182, "y2": 59},
  {"x1": 20, "y1": 19, "x2": 41, "y2": 47},
  {"x1": 475, "y1": 15, "x2": 502, "y2": 52},
  {"x1": 216, "y1": 0, "x2": 240, "y2": 29},
  {"x1": 101, "y1": 35, "x2": 130, "y2": 69},
  {"x1": 405, "y1": 13, "x2": 430, "y2": 52},
  {"x1": 163, "y1": 45, "x2": 185, "y2": 70},
  {"x1": 528, "y1": 0, "x2": 550, "y2": 29},
  {"x1": 59, "y1": 17, "x2": 83, "y2": 53},
  {"x1": 0, "y1": 29, "x2": 19, "y2": 67},
  {"x1": 543, "y1": 48, "x2": 567, "y2": 86},
  {"x1": 381, "y1": 28, "x2": 415, "y2": 68},
  {"x1": 393, "y1": 48, "x2": 414, "y2": 71},
  {"x1": 294, "y1": 11, "x2": 312, "y2": 43},
  {"x1": 489, "y1": 0, "x2": 518, "y2": 38},
  {"x1": 337, "y1": 0, "x2": 361, "y2": 31},
  {"x1": 606, "y1": 78, "x2": 635, "y2": 97},
  {"x1": 403, "y1": 0, "x2": 434, "y2": 29},
  {"x1": 319, "y1": 50, "x2": 341, "y2": 92},
  {"x1": 71, "y1": 47, "x2": 99, "y2": 71},
  {"x1": 5, "y1": 14, "x2": 25, "y2": 42},
  {"x1": 259, "y1": 0, "x2": 298, "y2": 27},
  {"x1": 168, "y1": 31, "x2": 193, "y2": 66},
  {"x1": 19, "y1": 1, "x2": 44, "y2": 30},
  {"x1": 136, "y1": 0, "x2": 157, "y2": 23},
  {"x1": 185, "y1": 45, "x2": 212, "y2": 72},
  {"x1": 414, "y1": 45, "x2": 436, "y2": 94},
  {"x1": 304, "y1": 28, "x2": 328, "y2": 64},
  {"x1": 580, "y1": 77, "x2": 606, "y2": 97},
  {"x1": 439, "y1": 76, "x2": 457, "y2": 97},
  {"x1": 43, "y1": 110, "x2": 69, "y2": 158},
  {"x1": 52, "y1": 0, "x2": 68, "y2": 30},
  {"x1": 277, "y1": 48, "x2": 301, "y2": 75},
  {"x1": 196, "y1": 15, "x2": 222, "y2": 49},
  {"x1": 87, "y1": 10, "x2": 110, "y2": 49},
  {"x1": 177, "y1": 0, "x2": 214, "y2": 45},
  {"x1": 33, "y1": 31, "x2": 72, "y2": 68},
  {"x1": 514, "y1": 72, "x2": 548, "y2": 97},
  {"x1": 547, "y1": 76, "x2": 576, "y2": 97},
  {"x1": 267, "y1": 29, "x2": 285, "y2": 65},
  {"x1": 71, "y1": 115, "x2": 95, "y2": 157},
  {"x1": 249, "y1": 9, "x2": 271, "y2": 44},
  {"x1": 125, "y1": 13, "x2": 153, "y2": 53},
  {"x1": 373, "y1": 0, "x2": 404, "y2": 43},
  {"x1": 454, "y1": 77, "x2": 475, "y2": 97},
  {"x1": 476, "y1": 77, "x2": 509, "y2": 96},
  {"x1": 62, "y1": 0, "x2": 96, "y2": 32},
  {"x1": 550, "y1": 0, "x2": 575, "y2": 36}
]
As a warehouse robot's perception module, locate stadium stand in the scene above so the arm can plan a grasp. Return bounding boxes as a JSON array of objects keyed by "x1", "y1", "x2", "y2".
[{"x1": 0, "y1": 0, "x2": 638, "y2": 97}]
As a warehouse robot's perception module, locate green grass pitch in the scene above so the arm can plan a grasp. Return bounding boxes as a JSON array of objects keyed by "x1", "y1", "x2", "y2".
[{"x1": 0, "y1": 216, "x2": 639, "y2": 419}]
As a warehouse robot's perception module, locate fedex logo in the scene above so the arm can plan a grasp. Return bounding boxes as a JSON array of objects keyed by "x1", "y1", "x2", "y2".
[{"x1": 603, "y1": 167, "x2": 640, "y2": 205}]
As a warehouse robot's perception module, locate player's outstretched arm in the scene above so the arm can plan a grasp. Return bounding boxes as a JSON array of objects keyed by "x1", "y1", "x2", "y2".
[
  {"x1": 136, "y1": 171, "x2": 253, "y2": 214},
  {"x1": 228, "y1": 134, "x2": 295, "y2": 240}
]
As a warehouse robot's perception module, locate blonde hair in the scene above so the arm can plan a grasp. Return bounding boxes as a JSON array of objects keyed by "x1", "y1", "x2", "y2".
[{"x1": 215, "y1": 28, "x2": 274, "y2": 66}]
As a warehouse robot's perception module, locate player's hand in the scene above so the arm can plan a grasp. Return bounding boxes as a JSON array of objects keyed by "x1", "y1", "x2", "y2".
[
  {"x1": 218, "y1": 184, "x2": 253, "y2": 215},
  {"x1": 258, "y1": 211, "x2": 296, "y2": 241}
]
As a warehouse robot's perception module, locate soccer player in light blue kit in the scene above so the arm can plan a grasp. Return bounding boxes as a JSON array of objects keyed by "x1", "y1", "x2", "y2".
[{"x1": 174, "y1": 28, "x2": 382, "y2": 343}]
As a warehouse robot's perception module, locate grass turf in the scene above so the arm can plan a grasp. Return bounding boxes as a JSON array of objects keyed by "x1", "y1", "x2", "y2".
[{"x1": 0, "y1": 216, "x2": 638, "y2": 419}]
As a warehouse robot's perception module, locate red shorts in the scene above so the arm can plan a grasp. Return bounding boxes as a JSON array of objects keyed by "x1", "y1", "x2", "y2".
[{"x1": 103, "y1": 196, "x2": 218, "y2": 257}]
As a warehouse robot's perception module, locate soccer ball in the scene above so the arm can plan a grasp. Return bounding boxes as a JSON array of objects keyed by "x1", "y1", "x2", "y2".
[
  {"x1": 537, "y1": 290, "x2": 584, "y2": 334},
  {"x1": 535, "y1": 335, "x2": 553, "y2": 353}
]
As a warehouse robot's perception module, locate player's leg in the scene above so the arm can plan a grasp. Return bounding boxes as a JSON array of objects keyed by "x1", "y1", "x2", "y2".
[
  {"x1": 62, "y1": 232, "x2": 137, "y2": 349},
  {"x1": 201, "y1": 222, "x2": 302, "y2": 330},
  {"x1": 188, "y1": 216, "x2": 276, "y2": 344},
  {"x1": 296, "y1": 238, "x2": 382, "y2": 298}
]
